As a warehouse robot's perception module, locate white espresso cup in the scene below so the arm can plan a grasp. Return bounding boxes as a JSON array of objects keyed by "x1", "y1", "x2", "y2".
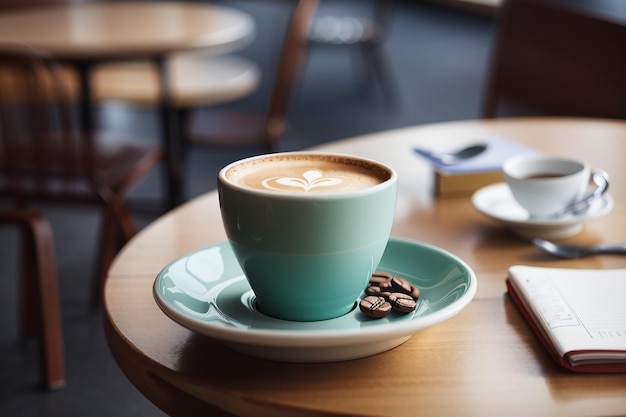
[{"x1": 503, "y1": 155, "x2": 596, "y2": 218}]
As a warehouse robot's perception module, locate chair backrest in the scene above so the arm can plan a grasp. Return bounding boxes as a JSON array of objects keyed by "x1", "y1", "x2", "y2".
[
  {"x1": 0, "y1": 41, "x2": 93, "y2": 200},
  {"x1": 0, "y1": 0, "x2": 67, "y2": 10},
  {"x1": 262, "y1": 0, "x2": 318, "y2": 147},
  {"x1": 308, "y1": 0, "x2": 395, "y2": 44},
  {"x1": 481, "y1": 0, "x2": 626, "y2": 119},
  {"x1": 371, "y1": 0, "x2": 395, "y2": 43}
]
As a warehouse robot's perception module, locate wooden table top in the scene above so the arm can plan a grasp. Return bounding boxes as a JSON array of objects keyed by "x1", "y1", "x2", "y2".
[
  {"x1": 0, "y1": 1, "x2": 254, "y2": 59},
  {"x1": 105, "y1": 118, "x2": 626, "y2": 417}
]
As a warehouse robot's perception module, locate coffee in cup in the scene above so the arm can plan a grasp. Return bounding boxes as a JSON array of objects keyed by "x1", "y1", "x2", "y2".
[
  {"x1": 502, "y1": 155, "x2": 604, "y2": 218},
  {"x1": 218, "y1": 152, "x2": 397, "y2": 321},
  {"x1": 225, "y1": 155, "x2": 387, "y2": 193}
]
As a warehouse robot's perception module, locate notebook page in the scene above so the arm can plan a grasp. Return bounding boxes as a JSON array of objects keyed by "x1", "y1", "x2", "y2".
[{"x1": 508, "y1": 266, "x2": 626, "y2": 357}]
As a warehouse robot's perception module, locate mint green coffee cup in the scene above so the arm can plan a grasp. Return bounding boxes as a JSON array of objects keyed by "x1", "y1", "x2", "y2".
[{"x1": 218, "y1": 152, "x2": 397, "y2": 321}]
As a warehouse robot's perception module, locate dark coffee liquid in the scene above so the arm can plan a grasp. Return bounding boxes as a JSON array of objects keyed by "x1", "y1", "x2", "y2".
[{"x1": 523, "y1": 173, "x2": 566, "y2": 180}]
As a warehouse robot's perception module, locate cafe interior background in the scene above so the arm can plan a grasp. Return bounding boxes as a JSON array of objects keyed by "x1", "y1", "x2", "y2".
[{"x1": 1, "y1": 0, "x2": 624, "y2": 416}]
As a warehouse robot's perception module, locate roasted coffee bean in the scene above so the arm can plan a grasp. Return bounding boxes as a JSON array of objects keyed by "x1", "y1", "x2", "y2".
[
  {"x1": 388, "y1": 292, "x2": 417, "y2": 313},
  {"x1": 359, "y1": 296, "x2": 392, "y2": 318},
  {"x1": 369, "y1": 271, "x2": 392, "y2": 286},
  {"x1": 409, "y1": 286, "x2": 420, "y2": 299},
  {"x1": 390, "y1": 276, "x2": 420, "y2": 299},
  {"x1": 372, "y1": 270, "x2": 393, "y2": 280},
  {"x1": 361, "y1": 272, "x2": 420, "y2": 318},
  {"x1": 390, "y1": 276, "x2": 412, "y2": 293},
  {"x1": 365, "y1": 285, "x2": 392, "y2": 298}
]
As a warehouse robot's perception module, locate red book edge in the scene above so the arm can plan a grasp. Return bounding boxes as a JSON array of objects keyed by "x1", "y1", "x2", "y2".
[{"x1": 505, "y1": 278, "x2": 626, "y2": 373}]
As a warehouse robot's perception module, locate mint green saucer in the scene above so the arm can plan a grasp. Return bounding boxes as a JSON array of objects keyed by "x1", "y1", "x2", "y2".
[{"x1": 153, "y1": 237, "x2": 477, "y2": 362}]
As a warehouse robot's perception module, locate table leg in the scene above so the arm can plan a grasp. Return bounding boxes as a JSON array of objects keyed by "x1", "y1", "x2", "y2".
[
  {"x1": 156, "y1": 56, "x2": 185, "y2": 209},
  {"x1": 75, "y1": 58, "x2": 184, "y2": 209},
  {"x1": 75, "y1": 61, "x2": 93, "y2": 137}
]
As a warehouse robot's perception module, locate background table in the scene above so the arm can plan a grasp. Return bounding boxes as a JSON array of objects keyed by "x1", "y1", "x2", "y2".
[
  {"x1": 0, "y1": 1, "x2": 255, "y2": 208},
  {"x1": 105, "y1": 117, "x2": 626, "y2": 417}
]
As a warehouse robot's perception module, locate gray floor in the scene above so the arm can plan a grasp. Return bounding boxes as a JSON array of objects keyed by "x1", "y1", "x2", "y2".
[{"x1": 0, "y1": 1, "x2": 494, "y2": 415}]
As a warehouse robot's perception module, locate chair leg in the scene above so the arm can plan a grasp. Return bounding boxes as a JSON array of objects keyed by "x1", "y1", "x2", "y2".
[
  {"x1": 94, "y1": 205, "x2": 117, "y2": 308},
  {"x1": 358, "y1": 41, "x2": 397, "y2": 105},
  {"x1": 15, "y1": 206, "x2": 37, "y2": 339},
  {"x1": 93, "y1": 199, "x2": 136, "y2": 307},
  {"x1": 28, "y1": 214, "x2": 66, "y2": 390},
  {"x1": 111, "y1": 198, "x2": 136, "y2": 244},
  {"x1": 3, "y1": 210, "x2": 66, "y2": 391},
  {"x1": 20, "y1": 238, "x2": 38, "y2": 340}
]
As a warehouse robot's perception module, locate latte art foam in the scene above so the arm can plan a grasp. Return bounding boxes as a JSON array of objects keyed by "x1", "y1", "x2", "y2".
[
  {"x1": 226, "y1": 155, "x2": 390, "y2": 193},
  {"x1": 262, "y1": 169, "x2": 345, "y2": 192}
]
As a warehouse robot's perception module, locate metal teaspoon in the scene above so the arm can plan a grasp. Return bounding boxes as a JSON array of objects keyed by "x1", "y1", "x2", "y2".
[
  {"x1": 415, "y1": 142, "x2": 488, "y2": 165},
  {"x1": 532, "y1": 238, "x2": 626, "y2": 259}
]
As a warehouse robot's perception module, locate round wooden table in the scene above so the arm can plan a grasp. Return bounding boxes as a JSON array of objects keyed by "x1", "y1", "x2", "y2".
[
  {"x1": 0, "y1": 1, "x2": 255, "y2": 208},
  {"x1": 105, "y1": 118, "x2": 626, "y2": 417}
]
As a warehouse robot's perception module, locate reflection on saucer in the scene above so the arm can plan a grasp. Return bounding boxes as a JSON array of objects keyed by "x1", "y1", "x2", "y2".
[
  {"x1": 153, "y1": 238, "x2": 477, "y2": 363},
  {"x1": 471, "y1": 183, "x2": 614, "y2": 239}
]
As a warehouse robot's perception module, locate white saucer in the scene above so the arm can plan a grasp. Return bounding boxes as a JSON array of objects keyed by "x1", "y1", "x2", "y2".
[
  {"x1": 153, "y1": 237, "x2": 477, "y2": 363},
  {"x1": 472, "y1": 183, "x2": 614, "y2": 239}
]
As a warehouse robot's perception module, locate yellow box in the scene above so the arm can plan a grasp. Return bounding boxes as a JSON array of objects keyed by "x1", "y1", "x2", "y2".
[{"x1": 435, "y1": 170, "x2": 504, "y2": 198}]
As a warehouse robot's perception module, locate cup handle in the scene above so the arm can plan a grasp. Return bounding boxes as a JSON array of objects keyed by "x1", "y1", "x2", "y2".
[
  {"x1": 568, "y1": 168, "x2": 610, "y2": 214},
  {"x1": 591, "y1": 168, "x2": 610, "y2": 196},
  {"x1": 547, "y1": 169, "x2": 610, "y2": 218}
]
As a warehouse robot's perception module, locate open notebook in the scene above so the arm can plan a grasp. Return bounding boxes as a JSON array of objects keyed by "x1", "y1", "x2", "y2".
[{"x1": 507, "y1": 265, "x2": 626, "y2": 373}]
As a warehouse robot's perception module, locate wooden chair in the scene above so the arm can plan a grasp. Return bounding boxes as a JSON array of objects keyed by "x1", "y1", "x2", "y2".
[
  {"x1": 306, "y1": 0, "x2": 396, "y2": 102},
  {"x1": 186, "y1": 0, "x2": 319, "y2": 152},
  {"x1": 0, "y1": 208, "x2": 65, "y2": 391},
  {"x1": 481, "y1": 0, "x2": 626, "y2": 119},
  {"x1": 0, "y1": 0, "x2": 61, "y2": 8},
  {"x1": 0, "y1": 41, "x2": 162, "y2": 306},
  {"x1": 0, "y1": 0, "x2": 257, "y2": 207}
]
